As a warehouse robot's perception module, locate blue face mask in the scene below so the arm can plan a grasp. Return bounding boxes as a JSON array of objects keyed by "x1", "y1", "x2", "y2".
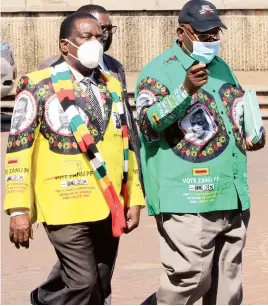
[
  {"x1": 190, "y1": 40, "x2": 221, "y2": 64},
  {"x1": 183, "y1": 30, "x2": 221, "y2": 64}
]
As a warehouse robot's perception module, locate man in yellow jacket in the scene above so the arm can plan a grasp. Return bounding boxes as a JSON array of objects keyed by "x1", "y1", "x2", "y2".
[{"x1": 4, "y1": 12, "x2": 144, "y2": 305}]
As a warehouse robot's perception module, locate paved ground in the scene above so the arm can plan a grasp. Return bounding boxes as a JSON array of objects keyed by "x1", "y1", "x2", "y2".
[{"x1": 1, "y1": 122, "x2": 268, "y2": 305}]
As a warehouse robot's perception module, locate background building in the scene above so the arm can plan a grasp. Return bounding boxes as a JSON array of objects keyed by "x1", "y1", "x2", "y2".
[{"x1": 1, "y1": 0, "x2": 268, "y2": 76}]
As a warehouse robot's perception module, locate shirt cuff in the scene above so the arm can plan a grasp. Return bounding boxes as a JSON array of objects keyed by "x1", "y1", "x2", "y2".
[
  {"x1": 178, "y1": 84, "x2": 190, "y2": 98},
  {"x1": 9, "y1": 209, "x2": 29, "y2": 217}
]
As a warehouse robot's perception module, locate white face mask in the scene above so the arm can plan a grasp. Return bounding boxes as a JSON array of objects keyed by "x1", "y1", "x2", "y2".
[
  {"x1": 182, "y1": 30, "x2": 221, "y2": 64},
  {"x1": 66, "y1": 39, "x2": 103, "y2": 69}
]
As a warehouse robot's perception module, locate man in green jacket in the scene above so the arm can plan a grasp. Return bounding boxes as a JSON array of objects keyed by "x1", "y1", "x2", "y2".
[{"x1": 135, "y1": 0, "x2": 265, "y2": 304}]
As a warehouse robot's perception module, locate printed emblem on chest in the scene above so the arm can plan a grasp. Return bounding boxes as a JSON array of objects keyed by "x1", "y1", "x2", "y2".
[
  {"x1": 44, "y1": 94, "x2": 89, "y2": 136},
  {"x1": 40, "y1": 79, "x2": 113, "y2": 155},
  {"x1": 165, "y1": 89, "x2": 229, "y2": 163}
]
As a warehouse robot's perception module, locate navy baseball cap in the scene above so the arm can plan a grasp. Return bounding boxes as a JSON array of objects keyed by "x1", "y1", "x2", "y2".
[{"x1": 179, "y1": 0, "x2": 227, "y2": 32}]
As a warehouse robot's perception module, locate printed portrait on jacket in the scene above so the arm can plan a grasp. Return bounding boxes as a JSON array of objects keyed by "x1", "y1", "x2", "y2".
[
  {"x1": 10, "y1": 91, "x2": 37, "y2": 134},
  {"x1": 232, "y1": 97, "x2": 244, "y2": 134},
  {"x1": 45, "y1": 95, "x2": 88, "y2": 136},
  {"x1": 180, "y1": 104, "x2": 217, "y2": 146}
]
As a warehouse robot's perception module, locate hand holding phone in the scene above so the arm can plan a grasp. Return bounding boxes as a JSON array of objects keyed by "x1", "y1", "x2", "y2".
[{"x1": 183, "y1": 62, "x2": 209, "y2": 96}]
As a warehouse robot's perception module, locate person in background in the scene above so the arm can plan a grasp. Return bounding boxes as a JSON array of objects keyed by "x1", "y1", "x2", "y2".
[
  {"x1": 5, "y1": 12, "x2": 144, "y2": 305},
  {"x1": 135, "y1": 0, "x2": 265, "y2": 304}
]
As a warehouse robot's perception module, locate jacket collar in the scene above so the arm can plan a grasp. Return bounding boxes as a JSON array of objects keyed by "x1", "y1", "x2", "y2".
[{"x1": 103, "y1": 54, "x2": 120, "y2": 80}]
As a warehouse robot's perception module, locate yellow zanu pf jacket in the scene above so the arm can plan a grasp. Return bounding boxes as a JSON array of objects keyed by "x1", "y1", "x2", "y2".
[{"x1": 4, "y1": 65, "x2": 144, "y2": 225}]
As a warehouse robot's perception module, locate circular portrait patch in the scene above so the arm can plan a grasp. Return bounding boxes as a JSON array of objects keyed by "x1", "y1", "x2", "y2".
[
  {"x1": 44, "y1": 94, "x2": 88, "y2": 136},
  {"x1": 10, "y1": 90, "x2": 37, "y2": 135},
  {"x1": 181, "y1": 103, "x2": 218, "y2": 146},
  {"x1": 165, "y1": 89, "x2": 229, "y2": 163},
  {"x1": 232, "y1": 97, "x2": 244, "y2": 135},
  {"x1": 219, "y1": 84, "x2": 246, "y2": 154}
]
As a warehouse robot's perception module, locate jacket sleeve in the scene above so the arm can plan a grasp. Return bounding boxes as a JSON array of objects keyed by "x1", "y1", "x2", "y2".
[
  {"x1": 4, "y1": 75, "x2": 42, "y2": 214},
  {"x1": 135, "y1": 76, "x2": 192, "y2": 137}
]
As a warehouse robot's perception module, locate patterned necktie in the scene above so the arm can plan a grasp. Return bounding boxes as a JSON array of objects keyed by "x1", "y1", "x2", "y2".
[{"x1": 81, "y1": 77, "x2": 104, "y2": 135}]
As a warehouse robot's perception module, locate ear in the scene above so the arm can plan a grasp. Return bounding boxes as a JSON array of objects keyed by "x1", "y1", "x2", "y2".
[
  {"x1": 177, "y1": 26, "x2": 184, "y2": 43},
  {"x1": 59, "y1": 39, "x2": 69, "y2": 55}
]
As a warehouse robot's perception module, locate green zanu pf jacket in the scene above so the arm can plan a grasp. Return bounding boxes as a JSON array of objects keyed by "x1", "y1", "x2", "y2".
[{"x1": 135, "y1": 41, "x2": 250, "y2": 216}]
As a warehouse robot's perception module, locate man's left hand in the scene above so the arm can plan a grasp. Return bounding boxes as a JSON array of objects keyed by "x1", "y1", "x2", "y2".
[
  {"x1": 124, "y1": 205, "x2": 141, "y2": 234},
  {"x1": 246, "y1": 129, "x2": 266, "y2": 151}
]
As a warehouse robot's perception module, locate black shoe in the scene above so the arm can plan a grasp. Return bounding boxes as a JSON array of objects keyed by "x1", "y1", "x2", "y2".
[{"x1": 30, "y1": 288, "x2": 44, "y2": 305}]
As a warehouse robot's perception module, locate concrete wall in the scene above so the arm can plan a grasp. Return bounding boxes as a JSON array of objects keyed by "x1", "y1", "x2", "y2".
[
  {"x1": 1, "y1": 1, "x2": 268, "y2": 75},
  {"x1": 2, "y1": 0, "x2": 268, "y2": 11}
]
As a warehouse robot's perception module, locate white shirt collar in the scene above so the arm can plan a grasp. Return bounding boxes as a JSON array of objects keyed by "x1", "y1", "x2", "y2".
[
  {"x1": 99, "y1": 56, "x2": 110, "y2": 74},
  {"x1": 99, "y1": 56, "x2": 105, "y2": 72},
  {"x1": 67, "y1": 64, "x2": 98, "y2": 86}
]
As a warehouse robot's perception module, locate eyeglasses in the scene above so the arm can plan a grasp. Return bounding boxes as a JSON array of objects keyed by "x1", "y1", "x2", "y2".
[
  {"x1": 181, "y1": 26, "x2": 223, "y2": 42},
  {"x1": 102, "y1": 26, "x2": 117, "y2": 35},
  {"x1": 191, "y1": 120, "x2": 205, "y2": 127},
  {"x1": 195, "y1": 30, "x2": 223, "y2": 42}
]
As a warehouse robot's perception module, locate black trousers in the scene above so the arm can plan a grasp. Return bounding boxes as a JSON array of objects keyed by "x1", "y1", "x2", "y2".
[{"x1": 33, "y1": 215, "x2": 119, "y2": 305}]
